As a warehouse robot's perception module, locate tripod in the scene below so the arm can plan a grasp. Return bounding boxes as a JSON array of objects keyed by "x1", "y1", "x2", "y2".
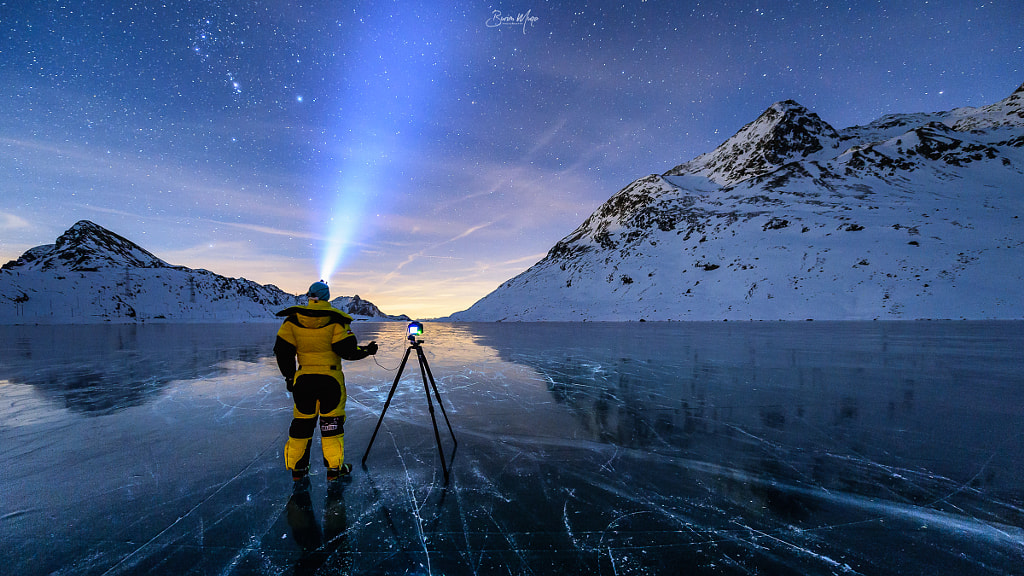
[{"x1": 361, "y1": 336, "x2": 458, "y2": 481}]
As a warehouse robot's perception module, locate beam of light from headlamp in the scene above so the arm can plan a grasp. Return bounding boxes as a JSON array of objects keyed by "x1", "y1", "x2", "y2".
[
  {"x1": 318, "y1": 211, "x2": 357, "y2": 285},
  {"x1": 315, "y1": 4, "x2": 452, "y2": 284},
  {"x1": 318, "y1": 170, "x2": 375, "y2": 284}
]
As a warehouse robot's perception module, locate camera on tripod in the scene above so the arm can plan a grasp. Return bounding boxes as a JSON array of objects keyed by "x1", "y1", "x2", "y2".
[
  {"x1": 407, "y1": 321, "x2": 423, "y2": 343},
  {"x1": 362, "y1": 320, "x2": 457, "y2": 481}
]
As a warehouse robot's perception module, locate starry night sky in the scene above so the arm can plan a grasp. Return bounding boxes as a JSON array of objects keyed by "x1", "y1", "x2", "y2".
[{"x1": 2, "y1": 1, "x2": 1021, "y2": 318}]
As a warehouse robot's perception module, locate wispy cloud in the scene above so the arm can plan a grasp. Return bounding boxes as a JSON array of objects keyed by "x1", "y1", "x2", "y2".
[
  {"x1": 0, "y1": 212, "x2": 30, "y2": 230},
  {"x1": 1, "y1": 135, "x2": 308, "y2": 223},
  {"x1": 211, "y1": 220, "x2": 323, "y2": 241},
  {"x1": 501, "y1": 252, "x2": 548, "y2": 267},
  {"x1": 380, "y1": 221, "x2": 495, "y2": 282}
]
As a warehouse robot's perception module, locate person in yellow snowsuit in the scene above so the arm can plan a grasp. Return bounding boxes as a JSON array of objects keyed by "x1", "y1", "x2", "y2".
[{"x1": 274, "y1": 281, "x2": 377, "y2": 482}]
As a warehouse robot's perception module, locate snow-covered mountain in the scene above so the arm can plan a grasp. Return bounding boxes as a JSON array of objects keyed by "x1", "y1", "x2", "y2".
[
  {"x1": 0, "y1": 220, "x2": 409, "y2": 324},
  {"x1": 451, "y1": 83, "x2": 1024, "y2": 321}
]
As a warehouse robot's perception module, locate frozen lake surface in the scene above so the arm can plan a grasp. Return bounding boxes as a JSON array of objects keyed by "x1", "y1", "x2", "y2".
[{"x1": 1, "y1": 321, "x2": 1022, "y2": 575}]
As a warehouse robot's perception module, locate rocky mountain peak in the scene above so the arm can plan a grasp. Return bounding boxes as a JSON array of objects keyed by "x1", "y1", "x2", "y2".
[
  {"x1": 449, "y1": 82, "x2": 1024, "y2": 322},
  {"x1": 54, "y1": 220, "x2": 110, "y2": 246},
  {"x1": 949, "y1": 83, "x2": 1024, "y2": 130},
  {"x1": 4, "y1": 220, "x2": 169, "y2": 272},
  {"x1": 331, "y1": 294, "x2": 410, "y2": 320},
  {"x1": 666, "y1": 100, "x2": 841, "y2": 186},
  {"x1": 1, "y1": 221, "x2": 412, "y2": 323}
]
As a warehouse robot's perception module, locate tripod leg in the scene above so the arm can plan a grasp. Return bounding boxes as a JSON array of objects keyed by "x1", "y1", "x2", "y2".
[
  {"x1": 419, "y1": 351, "x2": 457, "y2": 445},
  {"x1": 417, "y1": 347, "x2": 449, "y2": 482},
  {"x1": 362, "y1": 346, "x2": 412, "y2": 465}
]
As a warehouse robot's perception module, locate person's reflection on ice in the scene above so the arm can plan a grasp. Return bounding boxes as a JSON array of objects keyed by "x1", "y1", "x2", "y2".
[{"x1": 286, "y1": 479, "x2": 352, "y2": 575}]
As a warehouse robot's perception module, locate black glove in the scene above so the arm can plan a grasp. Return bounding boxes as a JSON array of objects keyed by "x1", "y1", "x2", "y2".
[
  {"x1": 363, "y1": 341, "x2": 378, "y2": 356},
  {"x1": 285, "y1": 376, "x2": 294, "y2": 392}
]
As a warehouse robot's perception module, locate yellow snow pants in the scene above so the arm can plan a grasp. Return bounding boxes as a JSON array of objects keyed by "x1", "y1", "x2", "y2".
[{"x1": 285, "y1": 372, "x2": 347, "y2": 470}]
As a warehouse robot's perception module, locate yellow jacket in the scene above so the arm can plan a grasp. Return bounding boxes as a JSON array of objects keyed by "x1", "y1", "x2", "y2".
[{"x1": 273, "y1": 300, "x2": 371, "y2": 384}]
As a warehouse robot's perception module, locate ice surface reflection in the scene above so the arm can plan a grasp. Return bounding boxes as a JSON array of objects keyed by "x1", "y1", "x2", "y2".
[
  {"x1": 467, "y1": 322, "x2": 1024, "y2": 493},
  {"x1": 0, "y1": 321, "x2": 1022, "y2": 575},
  {"x1": 0, "y1": 324, "x2": 276, "y2": 415}
]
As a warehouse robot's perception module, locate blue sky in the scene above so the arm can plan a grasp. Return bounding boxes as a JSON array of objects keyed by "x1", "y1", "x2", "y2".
[{"x1": 1, "y1": 0, "x2": 1021, "y2": 317}]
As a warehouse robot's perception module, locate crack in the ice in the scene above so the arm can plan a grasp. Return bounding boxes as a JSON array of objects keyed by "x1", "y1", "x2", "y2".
[
  {"x1": 484, "y1": 508, "x2": 536, "y2": 576},
  {"x1": 390, "y1": 430, "x2": 434, "y2": 574},
  {"x1": 729, "y1": 518, "x2": 862, "y2": 575},
  {"x1": 97, "y1": 429, "x2": 287, "y2": 576}
]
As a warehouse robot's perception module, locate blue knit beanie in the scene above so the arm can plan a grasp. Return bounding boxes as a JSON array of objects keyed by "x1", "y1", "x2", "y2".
[{"x1": 307, "y1": 281, "x2": 330, "y2": 301}]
